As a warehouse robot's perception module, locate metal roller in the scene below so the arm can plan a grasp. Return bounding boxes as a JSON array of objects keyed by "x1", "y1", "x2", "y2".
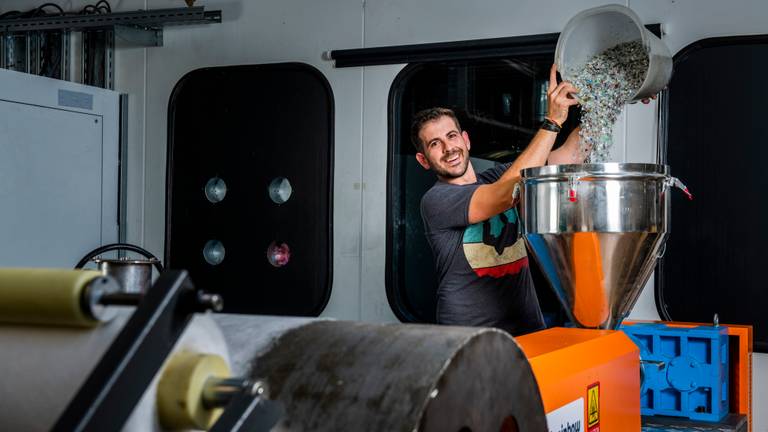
[
  {"x1": 0, "y1": 312, "x2": 231, "y2": 431},
  {"x1": 0, "y1": 268, "x2": 127, "y2": 327},
  {"x1": 215, "y1": 316, "x2": 548, "y2": 431}
]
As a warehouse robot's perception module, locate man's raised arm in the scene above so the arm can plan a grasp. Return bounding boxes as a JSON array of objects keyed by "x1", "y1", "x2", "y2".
[{"x1": 467, "y1": 64, "x2": 579, "y2": 224}]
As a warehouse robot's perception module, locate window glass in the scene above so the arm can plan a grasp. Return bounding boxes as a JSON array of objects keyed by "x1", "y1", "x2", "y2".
[{"x1": 388, "y1": 57, "x2": 578, "y2": 324}]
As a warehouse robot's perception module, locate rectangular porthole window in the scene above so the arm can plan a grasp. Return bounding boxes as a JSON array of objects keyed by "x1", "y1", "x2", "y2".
[{"x1": 166, "y1": 63, "x2": 333, "y2": 316}]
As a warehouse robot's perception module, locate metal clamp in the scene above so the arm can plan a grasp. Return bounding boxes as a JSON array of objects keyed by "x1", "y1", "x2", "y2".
[
  {"x1": 567, "y1": 175, "x2": 580, "y2": 202},
  {"x1": 665, "y1": 176, "x2": 693, "y2": 200}
]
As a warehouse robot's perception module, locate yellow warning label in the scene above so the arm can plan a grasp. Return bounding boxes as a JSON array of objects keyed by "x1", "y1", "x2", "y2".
[{"x1": 587, "y1": 382, "x2": 600, "y2": 429}]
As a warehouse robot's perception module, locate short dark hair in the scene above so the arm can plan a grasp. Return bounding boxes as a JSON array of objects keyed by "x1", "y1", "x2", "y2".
[{"x1": 410, "y1": 107, "x2": 462, "y2": 153}]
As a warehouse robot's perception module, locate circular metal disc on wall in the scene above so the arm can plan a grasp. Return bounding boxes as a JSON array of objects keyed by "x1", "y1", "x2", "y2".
[
  {"x1": 268, "y1": 177, "x2": 292, "y2": 204},
  {"x1": 202, "y1": 240, "x2": 226, "y2": 266},
  {"x1": 204, "y1": 177, "x2": 228, "y2": 203}
]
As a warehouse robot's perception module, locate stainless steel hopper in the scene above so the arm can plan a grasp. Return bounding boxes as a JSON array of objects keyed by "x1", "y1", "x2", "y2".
[{"x1": 520, "y1": 163, "x2": 689, "y2": 329}]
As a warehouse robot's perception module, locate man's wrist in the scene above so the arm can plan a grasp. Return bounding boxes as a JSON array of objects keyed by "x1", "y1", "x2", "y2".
[{"x1": 541, "y1": 118, "x2": 562, "y2": 133}]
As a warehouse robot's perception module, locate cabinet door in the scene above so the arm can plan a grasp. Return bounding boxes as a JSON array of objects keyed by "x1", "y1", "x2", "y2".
[{"x1": 0, "y1": 100, "x2": 106, "y2": 267}]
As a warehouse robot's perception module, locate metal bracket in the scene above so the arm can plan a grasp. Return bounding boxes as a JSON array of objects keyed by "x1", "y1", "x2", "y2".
[
  {"x1": 0, "y1": 7, "x2": 221, "y2": 33},
  {"x1": 0, "y1": 7, "x2": 220, "y2": 86},
  {"x1": 115, "y1": 25, "x2": 162, "y2": 48},
  {"x1": 52, "y1": 270, "x2": 222, "y2": 432}
]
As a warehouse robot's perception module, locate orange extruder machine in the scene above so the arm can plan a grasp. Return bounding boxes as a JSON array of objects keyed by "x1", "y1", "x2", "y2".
[
  {"x1": 515, "y1": 323, "x2": 752, "y2": 431},
  {"x1": 516, "y1": 163, "x2": 753, "y2": 432}
]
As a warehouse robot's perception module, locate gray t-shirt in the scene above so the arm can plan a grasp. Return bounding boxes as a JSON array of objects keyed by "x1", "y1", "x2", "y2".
[{"x1": 420, "y1": 162, "x2": 545, "y2": 336}]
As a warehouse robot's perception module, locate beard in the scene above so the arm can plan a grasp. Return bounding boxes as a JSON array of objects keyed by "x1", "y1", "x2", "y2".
[{"x1": 431, "y1": 148, "x2": 469, "y2": 179}]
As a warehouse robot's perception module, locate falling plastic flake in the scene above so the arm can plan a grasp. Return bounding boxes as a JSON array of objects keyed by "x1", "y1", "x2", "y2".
[{"x1": 569, "y1": 41, "x2": 649, "y2": 162}]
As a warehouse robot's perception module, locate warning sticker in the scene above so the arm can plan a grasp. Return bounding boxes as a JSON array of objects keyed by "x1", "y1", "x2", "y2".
[{"x1": 587, "y1": 382, "x2": 600, "y2": 432}]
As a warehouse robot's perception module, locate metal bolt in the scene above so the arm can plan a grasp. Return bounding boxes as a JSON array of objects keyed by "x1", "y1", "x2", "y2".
[
  {"x1": 253, "y1": 380, "x2": 268, "y2": 397},
  {"x1": 202, "y1": 377, "x2": 264, "y2": 408},
  {"x1": 197, "y1": 292, "x2": 223, "y2": 312}
]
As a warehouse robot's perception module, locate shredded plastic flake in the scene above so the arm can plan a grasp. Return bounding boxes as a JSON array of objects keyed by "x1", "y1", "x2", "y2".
[{"x1": 570, "y1": 41, "x2": 649, "y2": 162}]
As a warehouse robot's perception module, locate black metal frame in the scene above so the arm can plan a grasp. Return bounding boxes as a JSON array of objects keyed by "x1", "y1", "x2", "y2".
[{"x1": 52, "y1": 270, "x2": 214, "y2": 432}]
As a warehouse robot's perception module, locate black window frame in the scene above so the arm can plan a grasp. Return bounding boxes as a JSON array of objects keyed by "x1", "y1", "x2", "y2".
[{"x1": 385, "y1": 37, "x2": 561, "y2": 323}]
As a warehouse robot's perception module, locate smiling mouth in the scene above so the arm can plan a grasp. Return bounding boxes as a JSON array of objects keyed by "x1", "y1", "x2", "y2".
[{"x1": 444, "y1": 153, "x2": 462, "y2": 166}]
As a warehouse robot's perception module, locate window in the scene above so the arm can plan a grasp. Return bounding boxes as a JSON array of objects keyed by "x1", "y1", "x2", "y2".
[
  {"x1": 656, "y1": 36, "x2": 768, "y2": 352},
  {"x1": 387, "y1": 56, "x2": 578, "y2": 323},
  {"x1": 166, "y1": 63, "x2": 333, "y2": 316}
]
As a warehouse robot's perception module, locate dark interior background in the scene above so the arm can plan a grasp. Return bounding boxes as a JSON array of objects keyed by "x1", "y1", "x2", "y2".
[{"x1": 657, "y1": 36, "x2": 768, "y2": 352}]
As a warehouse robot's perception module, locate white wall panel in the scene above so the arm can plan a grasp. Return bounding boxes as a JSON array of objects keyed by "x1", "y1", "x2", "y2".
[
  {"x1": 363, "y1": 0, "x2": 621, "y2": 47},
  {"x1": 360, "y1": 64, "x2": 403, "y2": 322},
  {"x1": 631, "y1": 0, "x2": 768, "y2": 54},
  {"x1": 626, "y1": 98, "x2": 662, "y2": 322}
]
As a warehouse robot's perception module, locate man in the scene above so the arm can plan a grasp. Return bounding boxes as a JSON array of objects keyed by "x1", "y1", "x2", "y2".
[{"x1": 414, "y1": 65, "x2": 583, "y2": 336}]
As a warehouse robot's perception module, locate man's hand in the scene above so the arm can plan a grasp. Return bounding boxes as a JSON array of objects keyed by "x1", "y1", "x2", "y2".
[{"x1": 546, "y1": 64, "x2": 580, "y2": 126}]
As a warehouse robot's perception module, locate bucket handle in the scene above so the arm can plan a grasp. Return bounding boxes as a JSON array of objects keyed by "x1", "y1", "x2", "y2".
[{"x1": 75, "y1": 243, "x2": 165, "y2": 272}]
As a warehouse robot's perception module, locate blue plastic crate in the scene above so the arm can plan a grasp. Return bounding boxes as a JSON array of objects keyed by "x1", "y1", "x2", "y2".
[{"x1": 621, "y1": 322, "x2": 729, "y2": 422}]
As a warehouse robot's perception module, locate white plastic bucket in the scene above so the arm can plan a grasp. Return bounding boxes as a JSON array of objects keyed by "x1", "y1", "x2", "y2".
[{"x1": 555, "y1": 4, "x2": 672, "y2": 102}]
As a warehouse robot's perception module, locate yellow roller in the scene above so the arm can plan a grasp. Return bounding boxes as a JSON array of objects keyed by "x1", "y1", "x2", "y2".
[
  {"x1": 0, "y1": 268, "x2": 106, "y2": 327},
  {"x1": 157, "y1": 351, "x2": 230, "y2": 430}
]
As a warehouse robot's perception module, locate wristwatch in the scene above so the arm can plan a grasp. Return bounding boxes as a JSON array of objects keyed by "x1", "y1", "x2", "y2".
[{"x1": 541, "y1": 118, "x2": 562, "y2": 133}]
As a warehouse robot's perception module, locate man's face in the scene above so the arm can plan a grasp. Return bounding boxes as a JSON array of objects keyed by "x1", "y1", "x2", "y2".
[{"x1": 415, "y1": 116, "x2": 471, "y2": 179}]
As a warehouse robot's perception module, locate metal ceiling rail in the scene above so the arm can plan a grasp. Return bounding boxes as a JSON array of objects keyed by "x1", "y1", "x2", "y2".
[{"x1": 0, "y1": 6, "x2": 221, "y2": 32}]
